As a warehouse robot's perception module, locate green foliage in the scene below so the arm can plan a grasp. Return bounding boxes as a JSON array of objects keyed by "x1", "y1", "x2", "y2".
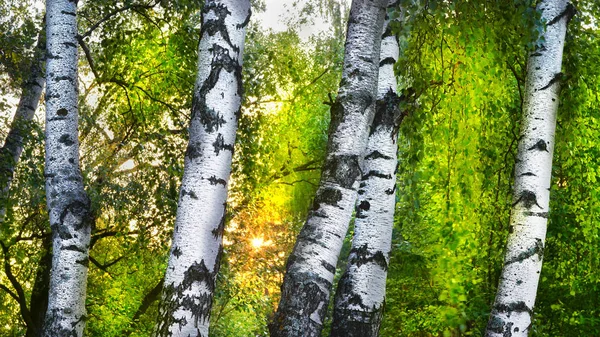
[{"x1": 1, "y1": 0, "x2": 599, "y2": 336}]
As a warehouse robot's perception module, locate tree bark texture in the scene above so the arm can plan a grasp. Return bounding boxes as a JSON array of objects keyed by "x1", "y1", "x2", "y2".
[
  {"x1": 43, "y1": 1, "x2": 93, "y2": 336},
  {"x1": 330, "y1": 2, "x2": 402, "y2": 336},
  {"x1": 485, "y1": 1, "x2": 574, "y2": 336},
  {"x1": 269, "y1": 1, "x2": 388, "y2": 336},
  {"x1": 0, "y1": 28, "x2": 46, "y2": 224},
  {"x1": 155, "y1": 1, "x2": 250, "y2": 336}
]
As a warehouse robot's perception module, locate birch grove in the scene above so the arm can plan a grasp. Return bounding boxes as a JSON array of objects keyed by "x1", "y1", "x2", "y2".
[
  {"x1": 155, "y1": 1, "x2": 251, "y2": 336},
  {"x1": 330, "y1": 2, "x2": 404, "y2": 336},
  {"x1": 43, "y1": 0, "x2": 92, "y2": 336},
  {"x1": 270, "y1": 1, "x2": 388, "y2": 336},
  {"x1": 1, "y1": 0, "x2": 599, "y2": 336},
  {"x1": 485, "y1": 1, "x2": 575, "y2": 336}
]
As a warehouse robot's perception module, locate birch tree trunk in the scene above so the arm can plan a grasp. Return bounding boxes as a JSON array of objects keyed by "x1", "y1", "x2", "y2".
[
  {"x1": 43, "y1": 1, "x2": 92, "y2": 336},
  {"x1": 155, "y1": 1, "x2": 250, "y2": 336},
  {"x1": 269, "y1": 1, "x2": 388, "y2": 336},
  {"x1": 485, "y1": 1, "x2": 575, "y2": 336},
  {"x1": 330, "y1": 2, "x2": 403, "y2": 335},
  {"x1": 0, "y1": 28, "x2": 46, "y2": 224}
]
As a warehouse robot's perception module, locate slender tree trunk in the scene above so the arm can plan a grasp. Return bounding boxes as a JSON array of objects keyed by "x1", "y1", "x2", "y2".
[
  {"x1": 26, "y1": 235, "x2": 52, "y2": 337},
  {"x1": 485, "y1": 1, "x2": 574, "y2": 336},
  {"x1": 330, "y1": 2, "x2": 403, "y2": 336},
  {"x1": 0, "y1": 27, "x2": 46, "y2": 224},
  {"x1": 155, "y1": 1, "x2": 250, "y2": 336},
  {"x1": 43, "y1": 1, "x2": 92, "y2": 336},
  {"x1": 269, "y1": 1, "x2": 388, "y2": 336}
]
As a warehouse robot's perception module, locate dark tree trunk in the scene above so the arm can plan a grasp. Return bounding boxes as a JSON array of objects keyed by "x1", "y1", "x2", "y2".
[{"x1": 26, "y1": 236, "x2": 52, "y2": 337}]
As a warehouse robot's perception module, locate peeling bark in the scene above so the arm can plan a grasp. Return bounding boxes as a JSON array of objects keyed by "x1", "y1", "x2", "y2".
[
  {"x1": 269, "y1": 1, "x2": 388, "y2": 336},
  {"x1": 0, "y1": 27, "x2": 46, "y2": 225},
  {"x1": 330, "y1": 2, "x2": 404, "y2": 336},
  {"x1": 155, "y1": 1, "x2": 250, "y2": 336},
  {"x1": 43, "y1": 1, "x2": 92, "y2": 337},
  {"x1": 485, "y1": 1, "x2": 574, "y2": 336}
]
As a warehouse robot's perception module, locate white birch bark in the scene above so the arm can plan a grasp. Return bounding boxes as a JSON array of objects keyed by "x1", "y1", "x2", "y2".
[
  {"x1": 43, "y1": 1, "x2": 92, "y2": 336},
  {"x1": 155, "y1": 1, "x2": 250, "y2": 336},
  {"x1": 0, "y1": 28, "x2": 46, "y2": 224},
  {"x1": 270, "y1": 1, "x2": 388, "y2": 336},
  {"x1": 330, "y1": 2, "x2": 403, "y2": 336},
  {"x1": 486, "y1": 1, "x2": 575, "y2": 336}
]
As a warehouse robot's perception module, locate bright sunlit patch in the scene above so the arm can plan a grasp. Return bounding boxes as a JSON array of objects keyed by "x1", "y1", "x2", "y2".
[
  {"x1": 129, "y1": 219, "x2": 138, "y2": 231},
  {"x1": 250, "y1": 236, "x2": 273, "y2": 249},
  {"x1": 251, "y1": 237, "x2": 265, "y2": 248},
  {"x1": 118, "y1": 159, "x2": 135, "y2": 171}
]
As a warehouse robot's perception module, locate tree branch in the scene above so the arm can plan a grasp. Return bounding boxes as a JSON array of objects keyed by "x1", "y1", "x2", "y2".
[
  {"x1": 0, "y1": 282, "x2": 19, "y2": 302},
  {"x1": 80, "y1": 1, "x2": 159, "y2": 39},
  {"x1": 124, "y1": 278, "x2": 164, "y2": 336},
  {"x1": 0, "y1": 241, "x2": 33, "y2": 328}
]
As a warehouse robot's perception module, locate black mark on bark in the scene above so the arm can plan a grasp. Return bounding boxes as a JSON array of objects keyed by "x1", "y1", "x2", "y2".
[
  {"x1": 181, "y1": 189, "x2": 199, "y2": 200},
  {"x1": 348, "y1": 244, "x2": 388, "y2": 271},
  {"x1": 506, "y1": 238, "x2": 544, "y2": 265},
  {"x1": 185, "y1": 142, "x2": 202, "y2": 160},
  {"x1": 58, "y1": 134, "x2": 75, "y2": 146},
  {"x1": 512, "y1": 190, "x2": 542, "y2": 209},
  {"x1": 362, "y1": 170, "x2": 392, "y2": 180},
  {"x1": 62, "y1": 245, "x2": 85, "y2": 253},
  {"x1": 237, "y1": 8, "x2": 252, "y2": 29},
  {"x1": 379, "y1": 57, "x2": 396, "y2": 67},
  {"x1": 321, "y1": 155, "x2": 361, "y2": 190},
  {"x1": 313, "y1": 187, "x2": 343, "y2": 208},
  {"x1": 365, "y1": 150, "x2": 392, "y2": 160},
  {"x1": 208, "y1": 176, "x2": 227, "y2": 186},
  {"x1": 547, "y1": 3, "x2": 576, "y2": 26},
  {"x1": 527, "y1": 139, "x2": 549, "y2": 152},
  {"x1": 538, "y1": 72, "x2": 563, "y2": 91},
  {"x1": 212, "y1": 133, "x2": 234, "y2": 155},
  {"x1": 172, "y1": 246, "x2": 182, "y2": 258}
]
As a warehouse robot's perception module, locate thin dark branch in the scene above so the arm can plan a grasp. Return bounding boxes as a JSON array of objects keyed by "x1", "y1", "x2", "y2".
[
  {"x1": 80, "y1": 1, "x2": 158, "y2": 39},
  {"x1": 90, "y1": 230, "x2": 139, "y2": 249},
  {"x1": 133, "y1": 85, "x2": 186, "y2": 117},
  {"x1": 89, "y1": 255, "x2": 124, "y2": 272},
  {"x1": 0, "y1": 241, "x2": 33, "y2": 328},
  {"x1": 77, "y1": 36, "x2": 100, "y2": 80},
  {"x1": 271, "y1": 159, "x2": 320, "y2": 181},
  {"x1": 507, "y1": 61, "x2": 524, "y2": 113},
  {"x1": 13, "y1": 232, "x2": 50, "y2": 243},
  {"x1": 290, "y1": 66, "x2": 332, "y2": 102},
  {"x1": 132, "y1": 279, "x2": 164, "y2": 321},
  {"x1": 276, "y1": 179, "x2": 318, "y2": 187},
  {"x1": 0, "y1": 283, "x2": 19, "y2": 302}
]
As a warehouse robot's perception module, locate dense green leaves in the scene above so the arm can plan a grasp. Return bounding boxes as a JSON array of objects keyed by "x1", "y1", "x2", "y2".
[{"x1": 0, "y1": 0, "x2": 599, "y2": 336}]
